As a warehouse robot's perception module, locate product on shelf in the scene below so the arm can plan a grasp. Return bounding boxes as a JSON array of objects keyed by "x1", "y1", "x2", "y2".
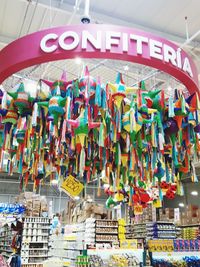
[
  {"x1": 0, "y1": 219, "x2": 23, "y2": 261},
  {"x1": 85, "y1": 218, "x2": 119, "y2": 248},
  {"x1": 71, "y1": 199, "x2": 110, "y2": 223},
  {"x1": 0, "y1": 224, "x2": 14, "y2": 259},
  {"x1": 22, "y1": 264, "x2": 43, "y2": 267},
  {"x1": 51, "y1": 223, "x2": 85, "y2": 266},
  {"x1": 15, "y1": 192, "x2": 48, "y2": 217},
  {"x1": 108, "y1": 254, "x2": 140, "y2": 267},
  {"x1": 0, "y1": 255, "x2": 8, "y2": 267},
  {"x1": 88, "y1": 255, "x2": 104, "y2": 267},
  {"x1": 76, "y1": 255, "x2": 90, "y2": 267},
  {"x1": 152, "y1": 256, "x2": 200, "y2": 267},
  {"x1": 180, "y1": 205, "x2": 200, "y2": 225},
  {"x1": 148, "y1": 239, "x2": 174, "y2": 252},
  {"x1": 180, "y1": 225, "x2": 200, "y2": 240},
  {"x1": 134, "y1": 204, "x2": 156, "y2": 224},
  {"x1": 21, "y1": 217, "x2": 51, "y2": 265},
  {"x1": 146, "y1": 222, "x2": 176, "y2": 239},
  {"x1": 148, "y1": 239, "x2": 200, "y2": 252}
]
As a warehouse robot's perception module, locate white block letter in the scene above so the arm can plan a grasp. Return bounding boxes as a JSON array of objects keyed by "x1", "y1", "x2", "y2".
[
  {"x1": 82, "y1": 30, "x2": 102, "y2": 50},
  {"x1": 183, "y1": 57, "x2": 193, "y2": 77},
  {"x1": 149, "y1": 39, "x2": 163, "y2": 60},
  {"x1": 59, "y1": 31, "x2": 79, "y2": 50},
  {"x1": 40, "y1": 33, "x2": 58, "y2": 53},
  {"x1": 106, "y1": 31, "x2": 121, "y2": 50},
  {"x1": 130, "y1": 34, "x2": 148, "y2": 54},
  {"x1": 163, "y1": 44, "x2": 177, "y2": 66}
]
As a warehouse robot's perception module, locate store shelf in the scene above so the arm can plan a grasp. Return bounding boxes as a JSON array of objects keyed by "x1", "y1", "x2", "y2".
[
  {"x1": 24, "y1": 227, "x2": 50, "y2": 230},
  {"x1": 21, "y1": 217, "x2": 51, "y2": 265},
  {"x1": 64, "y1": 248, "x2": 83, "y2": 251},
  {"x1": 22, "y1": 234, "x2": 49, "y2": 237},
  {"x1": 0, "y1": 249, "x2": 13, "y2": 253},
  {"x1": 26, "y1": 241, "x2": 49, "y2": 243},
  {"x1": 179, "y1": 224, "x2": 200, "y2": 227},
  {"x1": 1, "y1": 253, "x2": 10, "y2": 258},
  {"x1": 21, "y1": 263, "x2": 44, "y2": 265},
  {"x1": 95, "y1": 225, "x2": 118, "y2": 228},
  {"x1": 152, "y1": 251, "x2": 200, "y2": 259},
  {"x1": 26, "y1": 255, "x2": 48, "y2": 258},
  {"x1": 96, "y1": 239, "x2": 118, "y2": 242},
  {"x1": 95, "y1": 232, "x2": 118, "y2": 234},
  {"x1": 21, "y1": 248, "x2": 49, "y2": 251}
]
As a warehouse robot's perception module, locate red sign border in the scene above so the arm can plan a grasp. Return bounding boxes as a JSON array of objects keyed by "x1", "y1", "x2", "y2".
[{"x1": 0, "y1": 24, "x2": 198, "y2": 95}]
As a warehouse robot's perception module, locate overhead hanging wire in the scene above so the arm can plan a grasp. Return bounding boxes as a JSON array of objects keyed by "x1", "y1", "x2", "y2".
[
  {"x1": 26, "y1": 0, "x2": 39, "y2": 34},
  {"x1": 49, "y1": 0, "x2": 52, "y2": 27},
  {"x1": 18, "y1": 0, "x2": 32, "y2": 37}
]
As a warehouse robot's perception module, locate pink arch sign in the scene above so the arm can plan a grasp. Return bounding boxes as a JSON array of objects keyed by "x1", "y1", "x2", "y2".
[{"x1": 0, "y1": 24, "x2": 199, "y2": 94}]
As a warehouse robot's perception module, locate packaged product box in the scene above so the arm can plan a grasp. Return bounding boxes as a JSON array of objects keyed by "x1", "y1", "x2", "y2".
[
  {"x1": 191, "y1": 217, "x2": 199, "y2": 224},
  {"x1": 128, "y1": 239, "x2": 137, "y2": 249},
  {"x1": 120, "y1": 239, "x2": 129, "y2": 248},
  {"x1": 93, "y1": 204, "x2": 104, "y2": 215},
  {"x1": 40, "y1": 197, "x2": 48, "y2": 212},
  {"x1": 84, "y1": 202, "x2": 94, "y2": 212},
  {"x1": 32, "y1": 200, "x2": 41, "y2": 209},
  {"x1": 32, "y1": 211, "x2": 40, "y2": 217},
  {"x1": 181, "y1": 218, "x2": 191, "y2": 225},
  {"x1": 179, "y1": 240, "x2": 185, "y2": 251},
  {"x1": 195, "y1": 239, "x2": 200, "y2": 251},
  {"x1": 190, "y1": 240, "x2": 195, "y2": 251},
  {"x1": 184, "y1": 240, "x2": 190, "y2": 251}
]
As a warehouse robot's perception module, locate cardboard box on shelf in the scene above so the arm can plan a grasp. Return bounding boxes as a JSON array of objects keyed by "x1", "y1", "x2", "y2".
[
  {"x1": 181, "y1": 218, "x2": 191, "y2": 225},
  {"x1": 16, "y1": 192, "x2": 49, "y2": 217},
  {"x1": 93, "y1": 204, "x2": 104, "y2": 215}
]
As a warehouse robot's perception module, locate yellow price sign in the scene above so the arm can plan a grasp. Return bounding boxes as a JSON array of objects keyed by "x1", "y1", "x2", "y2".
[
  {"x1": 134, "y1": 205, "x2": 143, "y2": 215},
  {"x1": 61, "y1": 175, "x2": 84, "y2": 197},
  {"x1": 153, "y1": 199, "x2": 162, "y2": 208}
]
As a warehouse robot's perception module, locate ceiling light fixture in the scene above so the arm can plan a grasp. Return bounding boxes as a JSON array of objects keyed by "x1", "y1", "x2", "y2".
[
  {"x1": 191, "y1": 191, "x2": 198, "y2": 196},
  {"x1": 123, "y1": 65, "x2": 129, "y2": 71},
  {"x1": 51, "y1": 179, "x2": 58, "y2": 185},
  {"x1": 75, "y1": 57, "x2": 82, "y2": 65}
]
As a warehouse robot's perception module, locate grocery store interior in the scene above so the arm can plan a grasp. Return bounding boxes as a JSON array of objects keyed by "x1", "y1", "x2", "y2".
[{"x1": 1, "y1": 0, "x2": 200, "y2": 266}]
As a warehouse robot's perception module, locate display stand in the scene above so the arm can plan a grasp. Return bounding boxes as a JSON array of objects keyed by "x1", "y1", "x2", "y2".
[
  {"x1": 21, "y1": 217, "x2": 51, "y2": 266},
  {"x1": 0, "y1": 224, "x2": 13, "y2": 259},
  {"x1": 50, "y1": 223, "x2": 85, "y2": 267}
]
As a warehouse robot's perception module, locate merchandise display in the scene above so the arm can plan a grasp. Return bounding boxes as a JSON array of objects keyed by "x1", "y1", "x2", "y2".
[
  {"x1": 87, "y1": 249, "x2": 143, "y2": 267},
  {"x1": 0, "y1": 66, "x2": 200, "y2": 211},
  {"x1": 1, "y1": 1, "x2": 200, "y2": 266},
  {"x1": 21, "y1": 217, "x2": 51, "y2": 265},
  {"x1": 0, "y1": 255, "x2": 8, "y2": 267},
  {"x1": 180, "y1": 225, "x2": 200, "y2": 240},
  {"x1": 0, "y1": 224, "x2": 13, "y2": 259},
  {"x1": 16, "y1": 192, "x2": 49, "y2": 218},
  {"x1": 152, "y1": 256, "x2": 200, "y2": 267}
]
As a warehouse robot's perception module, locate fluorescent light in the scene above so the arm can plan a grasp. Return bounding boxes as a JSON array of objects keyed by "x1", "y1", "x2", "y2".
[
  {"x1": 103, "y1": 183, "x2": 110, "y2": 189},
  {"x1": 51, "y1": 179, "x2": 58, "y2": 185},
  {"x1": 167, "y1": 86, "x2": 173, "y2": 92},
  {"x1": 123, "y1": 65, "x2": 129, "y2": 71},
  {"x1": 75, "y1": 57, "x2": 82, "y2": 65},
  {"x1": 179, "y1": 203, "x2": 185, "y2": 207},
  {"x1": 191, "y1": 191, "x2": 198, "y2": 196}
]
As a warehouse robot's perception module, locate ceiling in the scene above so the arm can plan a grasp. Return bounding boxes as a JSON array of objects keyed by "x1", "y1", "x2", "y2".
[{"x1": 0, "y1": 0, "x2": 200, "y2": 93}]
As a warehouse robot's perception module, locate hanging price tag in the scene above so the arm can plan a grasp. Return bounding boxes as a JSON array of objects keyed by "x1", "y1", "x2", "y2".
[
  {"x1": 153, "y1": 199, "x2": 162, "y2": 208},
  {"x1": 134, "y1": 205, "x2": 143, "y2": 215},
  {"x1": 61, "y1": 175, "x2": 84, "y2": 197}
]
